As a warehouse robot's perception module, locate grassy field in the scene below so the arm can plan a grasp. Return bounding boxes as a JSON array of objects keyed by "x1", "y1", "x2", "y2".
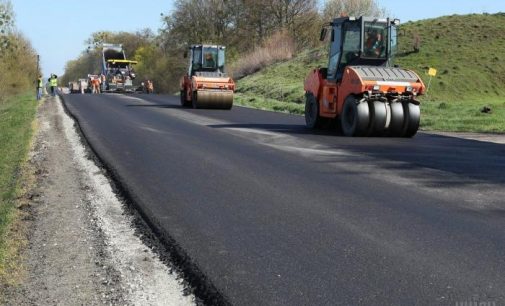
[
  {"x1": 235, "y1": 13, "x2": 505, "y2": 133},
  {"x1": 0, "y1": 93, "x2": 38, "y2": 280},
  {"x1": 234, "y1": 48, "x2": 327, "y2": 115}
]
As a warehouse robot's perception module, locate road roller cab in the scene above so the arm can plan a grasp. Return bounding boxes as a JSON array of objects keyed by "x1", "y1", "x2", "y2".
[
  {"x1": 304, "y1": 16, "x2": 426, "y2": 137},
  {"x1": 180, "y1": 44, "x2": 235, "y2": 109}
]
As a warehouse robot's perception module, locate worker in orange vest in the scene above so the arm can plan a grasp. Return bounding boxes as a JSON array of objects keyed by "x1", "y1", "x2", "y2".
[
  {"x1": 365, "y1": 30, "x2": 383, "y2": 57},
  {"x1": 91, "y1": 77, "x2": 101, "y2": 94},
  {"x1": 146, "y1": 80, "x2": 154, "y2": 94}
]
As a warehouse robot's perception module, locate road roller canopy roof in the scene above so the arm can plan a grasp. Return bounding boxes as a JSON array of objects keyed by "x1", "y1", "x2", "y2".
[
  {"x1": 187, "y1": 44, "x2": 227, "y2": 76},
  {"x1": 320, "y1": 16, "x2": 400, "y2": 81}
]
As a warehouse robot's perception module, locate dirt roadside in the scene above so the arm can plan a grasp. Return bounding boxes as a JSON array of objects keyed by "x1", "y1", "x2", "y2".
[{"x1": 1, "y1": 96, "x2": 194, "y2": 305}]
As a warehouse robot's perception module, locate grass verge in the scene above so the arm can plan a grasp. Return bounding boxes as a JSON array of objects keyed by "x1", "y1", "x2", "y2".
[
  {"x1": 0, "y1": 92, "x2": 38, "y2": 286},
  {"x1": 419, "y1": 98, "x2": 505, "y2": 133},
  {"x1": 235, "y1": 93, "x2": 304, "y2": 115},
  {"x1": 234, "y1": 48, "x2": 324, "y2": 115}
]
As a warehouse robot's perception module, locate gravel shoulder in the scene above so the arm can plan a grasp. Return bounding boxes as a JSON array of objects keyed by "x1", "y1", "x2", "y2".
[
  {"x1": 2, "y1": 96, "x2": 194, "y2": 305},
  {"x1": 425, "y1": 130, "x2": 505, "y2": 144}
]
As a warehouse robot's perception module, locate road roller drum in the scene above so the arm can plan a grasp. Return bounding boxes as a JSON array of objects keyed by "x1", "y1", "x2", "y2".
[{"x1": 193, "y1": 90, "x2": 234, "y2": 109}]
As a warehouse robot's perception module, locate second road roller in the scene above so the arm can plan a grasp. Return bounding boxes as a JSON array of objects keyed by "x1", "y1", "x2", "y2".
[
  {"x1": 304, "y1": 16, "x2": 426, "y2": 137},
  {"x1": 180, "y1": 44, "x2": 235, "y2": 109}
]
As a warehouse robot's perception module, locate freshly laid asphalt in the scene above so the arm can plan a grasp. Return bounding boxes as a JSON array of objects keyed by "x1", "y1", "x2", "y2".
[{"x1": 62, "y1": 93, "x2": 505, "y2": 305}]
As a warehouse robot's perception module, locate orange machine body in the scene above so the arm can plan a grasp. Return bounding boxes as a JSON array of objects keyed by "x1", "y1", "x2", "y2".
[
  {"x1": 303, "y1": 16, "x2": 427, "y2": 137},
  {"x1": 304, "y1": 66, "x2": 426, "y2": 119},
  {"x1": 180, "y1": 74, "x2": 235, "y2": 102}
]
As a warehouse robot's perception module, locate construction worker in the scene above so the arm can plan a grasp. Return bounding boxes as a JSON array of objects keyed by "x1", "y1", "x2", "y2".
[
  {"x1": 35, "y1": 75, "x2": 43, "y2": 100},
  {"x1": 365, "y1": 30, "x2": 384, "y2": 57},
  {"x1": 100, "y1": 74, "x2": 106, "y2": 92},
  {"x1": 204, "y1": 53, "x2": 216, "y2": 68},
  {"x1": 146, "y1": 80, "x2": 154, "y2": 94},
  {"x1": 91, "y1": 77, "x2": 101, "y2": 94},
  {"x1": 49, "y1": 74, "x2": 58, "y2": 96}
]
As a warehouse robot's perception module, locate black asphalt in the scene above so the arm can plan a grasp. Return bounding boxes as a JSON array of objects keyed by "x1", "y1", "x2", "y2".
[{"x1": 62, "y1": 93, "x2": 505, "y2": 305}]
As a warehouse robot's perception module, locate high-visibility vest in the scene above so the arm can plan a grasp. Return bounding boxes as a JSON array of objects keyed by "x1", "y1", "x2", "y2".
[
  {"x1": 38, "y1": 78, "x2": 43, "y2": 88},
  {"x1": 50, "y1": 78, "x2": 58, "y2": 87}
]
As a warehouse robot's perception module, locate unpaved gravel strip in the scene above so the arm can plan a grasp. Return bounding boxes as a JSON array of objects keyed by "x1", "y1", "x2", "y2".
[
  {"x1": 4, "y1": 96, "x2": 194, "y2": 305},
  {"x1": 424, "y1": 131, "x2": 505, "y2": 144}
]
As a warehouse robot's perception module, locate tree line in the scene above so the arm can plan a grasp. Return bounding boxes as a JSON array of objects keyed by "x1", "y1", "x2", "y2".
[
  {"x1": 0, "y1": 0, "x2": 38, "y2": 101},
  {"x1": 62, "y1": 0, "x2": 385, "y2": 93}
]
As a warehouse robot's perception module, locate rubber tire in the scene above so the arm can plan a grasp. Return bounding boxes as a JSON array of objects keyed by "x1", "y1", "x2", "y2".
[
  {"x1": 389, "y1": 102, "x2": 405, "y2": 137},
  {"x1": 367, "y1": 101, "x2": 387, "y2": 136},
  {"x1": 305, "y1": 92, "x2": 326, "y2": 129},
  {"x1": 192, "y1": 91, "x2": 199, "y2": 109},
  {"x1": 180, "y1": 90, "x2": 188, "y2": 107},
  {"x1": 341, "y1": 96, "x2": 370, "y2": 137},
  {"x1": 402, "y1": 102, "x2": 420, "y2": 137}
]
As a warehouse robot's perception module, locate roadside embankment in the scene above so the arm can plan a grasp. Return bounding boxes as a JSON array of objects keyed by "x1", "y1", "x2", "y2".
[{"x1": 0, "y1": 93, "x2": 37, "y2": 287}]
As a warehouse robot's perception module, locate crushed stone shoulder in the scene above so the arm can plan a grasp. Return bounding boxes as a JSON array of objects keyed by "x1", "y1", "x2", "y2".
[
  {"x1": 3, "y1": 96, "x2": 194, "y2": 305},
  {"x1": 425, "y1": 131, "x2": 505, "y2": 144}
]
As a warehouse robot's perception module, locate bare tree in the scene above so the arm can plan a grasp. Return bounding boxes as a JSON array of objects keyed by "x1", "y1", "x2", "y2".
[
  {"x1": 160, "y1": 0, "x2": 237, "y2": 48},
  {"x1": 323, "y1": 0, "x2": 387, "y2": 21},
  {"x1": 0, "y1": 2, "x2": 38, "y2": 99},
  {"x1": 240, "y1": 0, "x2": 276, "y2": 43},
  {"x1": 0, "y1": 0, "x2": 14, "y2": 53},
  {"x1": 243, "y1": 0, "x2": 319, "y2": 48},
  {"x1": 159, "y1": 0, "x2": 319, "y2": 51},
  {"x1": 270, "y1": 0, "x2": 318, "y2": 29},
  {"x1": 0, "y1": 0, "x2": 13, "y2": 32}
]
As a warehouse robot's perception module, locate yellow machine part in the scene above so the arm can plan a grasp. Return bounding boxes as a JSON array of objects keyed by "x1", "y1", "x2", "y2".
[{"x1": 193, "y1": 90, "x2": 234, "y2": 109}]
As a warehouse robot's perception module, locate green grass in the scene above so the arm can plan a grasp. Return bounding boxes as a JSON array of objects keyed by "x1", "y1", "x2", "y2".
[
  {"x1": 235, "y1": 93, "x2": 305, "y2": 114},
  {"x1": 419, "y1": 98, "x2": 505, "y2": 132},
  {"x1": 0, "y1": 93, "x2": 37, "y2": 273},
  {"x1": 235, "y1": 13, "x2": 505, "y2": 133},
  {"x1": 235, "y1": 48, "x2": 327, "y2": 111}
]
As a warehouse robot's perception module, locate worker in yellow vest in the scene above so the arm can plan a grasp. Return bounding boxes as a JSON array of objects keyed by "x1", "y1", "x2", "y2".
[
  {"x1": 35, "y1": 75, "x2": 43, "y2": 100},
  {"x1": 50, "y1": 74, "x2": 58, "y2": 96}
]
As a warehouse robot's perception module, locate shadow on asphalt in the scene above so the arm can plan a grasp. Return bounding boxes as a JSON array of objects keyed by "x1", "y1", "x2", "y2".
[
  {"x1": 126, "y1": 103, "x2": 505, "y2": 186},
  {"x1": 211, "y1": 123, "x2": 505, "y2": 186},
  {"x1": 208, "y1": 123, "x2": 339, "y2": 136},
  {"x1": 326, "y1": 136, "x2": 505, "y2": 186},
  {"x1": 126, "y1": 104, "x2": 182, "y2": 109}
]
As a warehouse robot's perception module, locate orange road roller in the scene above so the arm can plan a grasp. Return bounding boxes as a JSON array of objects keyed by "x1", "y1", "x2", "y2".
[
  {"x1": 180, "y1": 44, "x2": 235, "y2": 109},
  {"x1": 304, "y1": 16, "x2": 426, "y2": 137}
]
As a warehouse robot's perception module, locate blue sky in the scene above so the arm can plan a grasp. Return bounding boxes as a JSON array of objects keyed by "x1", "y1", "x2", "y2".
[
  {"x1": 12, "y1": 0, "x2": 174, "y2": 77},
  {"x1": 10, "y1": 0, "x2": 505, "y2": 77}
]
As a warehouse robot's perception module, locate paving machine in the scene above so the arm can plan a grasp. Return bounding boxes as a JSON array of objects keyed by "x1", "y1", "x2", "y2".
[
  {"x1": 101, "y1": 43, "x2": 137, "y2": 93},
  {"x1": 180, "y1": 44, "x2": 235, "y2": 109},
  {"x1": 78, "y1": 78, "x2": 89, "y2": 94},
  {"x1": 304, "y1": 16, "x2": 426, "y2": 137},
  {"x1": 68, "y1": 81, "x2": 80, "y2": 94}
]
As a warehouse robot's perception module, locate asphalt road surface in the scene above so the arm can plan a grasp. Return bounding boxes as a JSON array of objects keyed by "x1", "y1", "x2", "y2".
[{"x1": 63, "y1": 93, "x2": 505, "y2": 305}]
